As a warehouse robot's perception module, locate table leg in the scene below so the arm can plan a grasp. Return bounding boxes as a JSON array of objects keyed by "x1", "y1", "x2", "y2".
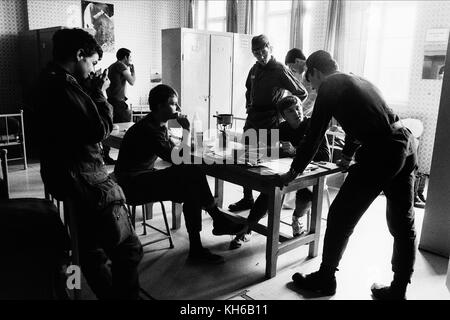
[
  {"x1": 265, "y1": 187, "x2": 282, "y2": 279},
  {"x1": 309, "y1": 176, "x2": 325, "y2": 257},
  {"x1": 214, "y1": 178, "x2": 224, "y2": 208},
  {"x1": 171, "y1": 202, "x2": 182, "y2": 230}
]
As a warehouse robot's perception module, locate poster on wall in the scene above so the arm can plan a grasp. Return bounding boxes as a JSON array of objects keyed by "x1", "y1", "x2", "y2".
[{"x1": 81, "y1": 1, "x2": 115, "y2": 53}]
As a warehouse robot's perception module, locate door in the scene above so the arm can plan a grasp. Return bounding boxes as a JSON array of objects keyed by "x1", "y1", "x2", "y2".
[
  {"x1": 209, "y1": 34, "x2": 233, "y2": 132},
  {"x1": 181, "y1": 31, "x2": 210, "y2": 133}
]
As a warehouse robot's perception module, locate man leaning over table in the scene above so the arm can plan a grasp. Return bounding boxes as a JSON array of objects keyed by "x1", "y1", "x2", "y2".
[
  {"x1": 279, "y1": 50, "x2": 417, "y2": 300},
  {"x1": 228, "y1": 95, "x2": 330, "y2": 250},
  {"x1": 114, "y1": 84, "x2": 246, "y2": 265}
]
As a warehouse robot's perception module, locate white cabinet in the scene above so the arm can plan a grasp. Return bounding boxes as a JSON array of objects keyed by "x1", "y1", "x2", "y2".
[{"x1": 162, "y1": 28, "x2": 254, "y2": 132}]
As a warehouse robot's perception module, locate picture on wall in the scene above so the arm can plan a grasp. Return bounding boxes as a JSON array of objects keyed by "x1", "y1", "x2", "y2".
[{"x1": 82, "y1": 1, "x2": 115, "y2": 53}]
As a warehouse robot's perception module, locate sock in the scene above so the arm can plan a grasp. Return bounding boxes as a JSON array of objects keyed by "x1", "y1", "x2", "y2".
[{"x1": 390, "y1": 273, "x2": 410, "y2": 294}]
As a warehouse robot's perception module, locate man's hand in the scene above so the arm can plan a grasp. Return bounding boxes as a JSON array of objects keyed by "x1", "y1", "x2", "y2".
[
  {"x1": 177, "y1": 114, "x2": 190, "y2": 131},
  {"x1": 336, "y1": 155, "x2": 352, "y2": 171},
  {"x1": 280, "y1": 141, "x2": 296, "y2": 156},
  {"x1": 129, "y1": 64, "x2": 135, "y2": 74},
  {"x1": 279, "y1": 168, "x2": 298, "y2": 187},
  {"x1": 92, "y1": 68, "x2": 110, "y2": 91}
]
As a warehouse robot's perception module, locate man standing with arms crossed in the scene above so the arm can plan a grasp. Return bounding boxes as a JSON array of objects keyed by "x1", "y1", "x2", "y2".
[
  {"x1": 103, "y1": 48, "x2": 136, "y2": 164},
  {"x1": 228, "y1": 34, "x2": 307, "y2": 213}
]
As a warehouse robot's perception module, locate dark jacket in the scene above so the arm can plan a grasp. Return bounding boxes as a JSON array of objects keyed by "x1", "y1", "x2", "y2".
[
  {"x1": 245, "y1": 57, "x2": 307, "y2": 129},
  {"x1": 35, "y1": 63, "x2": 114, "y2": 200},
  {"x1": 290, "y1": 72, "x2": 415, "y2": 174}
]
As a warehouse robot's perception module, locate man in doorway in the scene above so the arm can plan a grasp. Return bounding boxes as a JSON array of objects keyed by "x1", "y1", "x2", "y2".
[
  {"x1": 35, "y1": 28, "x2": 143, "y2": 299},
  {"x1": 280, "y1": 50, "x2": 417, "y2": 300},
  {"x1": 103, "y1": 47, "x2": 136, "y2": 164},
  {"x1": 228, "y1": 34, "x2": 307, "y2": 213}
]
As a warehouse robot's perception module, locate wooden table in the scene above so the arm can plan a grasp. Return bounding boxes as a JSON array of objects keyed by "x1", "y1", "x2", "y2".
[
  {"x1": 104, "y1": 124, "x2": 342, "y2": 278},
  {"x1": 194, "y1": 153, "x2": 342, "y2": 278}
]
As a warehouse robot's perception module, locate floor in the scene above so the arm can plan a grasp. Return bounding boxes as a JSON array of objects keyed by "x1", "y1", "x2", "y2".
[{"x1": 6, "y1": 155, "x2": 450, "y2": 300}]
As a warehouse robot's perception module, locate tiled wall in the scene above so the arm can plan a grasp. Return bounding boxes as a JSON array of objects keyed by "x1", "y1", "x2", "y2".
[
  {"x1": 26, "y1": 0, "x2": 186, "y2": 106},
  {"x1": 0, "y1": 0, "x2": 28, "y2": 114}
]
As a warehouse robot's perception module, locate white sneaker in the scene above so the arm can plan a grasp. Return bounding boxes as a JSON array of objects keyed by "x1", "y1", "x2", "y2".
[
  {"x1": 229, "y1": 231, "x2": 252, "y2": 250},
  {"x1": 292, "y1": 217, "x2": 306, "y2": 237}
]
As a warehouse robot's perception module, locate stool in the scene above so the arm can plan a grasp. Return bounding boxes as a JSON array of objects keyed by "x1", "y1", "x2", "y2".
[{"x1": 128, "y1": 201, "x2": 174, "y2": 249}]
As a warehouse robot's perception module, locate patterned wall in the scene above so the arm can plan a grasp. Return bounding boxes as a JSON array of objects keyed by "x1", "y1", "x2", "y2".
[
  {"x1": 403, "y1": 1, "x2": 450, "y2": 174},
  {"x1": 26, "y1": 0, "x2": 186, "y2": 106},
  {"x1": 0, "y1": 0, "x2": 28, "y2": 114}
]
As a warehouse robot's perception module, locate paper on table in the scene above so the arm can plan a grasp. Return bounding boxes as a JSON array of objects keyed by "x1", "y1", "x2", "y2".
[{"x1": 259, "y1": 158, "x2": 319, "y2": 174}]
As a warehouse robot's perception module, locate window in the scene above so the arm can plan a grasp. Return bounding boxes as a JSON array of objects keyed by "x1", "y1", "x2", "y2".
[
  {"x1": 342, "y1": 1, "x2": 417, "y2": 105},
  {"x1": 254, "y1": 1, "x2": 292, "y2": 61},
  {"x1": 196, "y1": 0, "x2": 226, "y2": 32}
]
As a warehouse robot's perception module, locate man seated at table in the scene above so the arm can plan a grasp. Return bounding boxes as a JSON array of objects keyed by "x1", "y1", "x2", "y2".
[
  {"x1": 114, "y1": 84, "x2": 246, "y2": 264},
  {"x1": 229, "y1": 95, "x2": 330, "y2": 249}
]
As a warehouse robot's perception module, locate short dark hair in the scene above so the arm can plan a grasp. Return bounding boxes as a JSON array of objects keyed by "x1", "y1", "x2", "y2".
[
  {"x1": 276, "y1": 95, "x2": 302, "y2": 116},
  {"x1": 148, "y1": 84, "x2": 178, "y2": 111},
  {"x1": 116, "y1": 48, "x2": 131, "y2": 60},
  {"x1": 52, "y1": 28, "x2": 102, "y2": 62},
  {"x1": 252, "y1": 34, "x2": 270, "y2": 51},
  {"x1": 305, "y1": 50, "x2": 338, "y2": 82},
  {"x1": 285, "y1": 48, "x2": 306, "y2": 64}
]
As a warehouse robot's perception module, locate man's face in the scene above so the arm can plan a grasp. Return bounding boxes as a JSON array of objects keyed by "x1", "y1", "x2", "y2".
[
  {"x1": 287, "y1": 58, "x2": 306, "y2": 75},
  {"x1": 125, "y1": 53, "x2": 133, "y2": 66},
  {"x1": 252, "y1": 45, "x2": 271, "y2": 65},
  {"x1": 158, "y1": 95, "x2": 180, "y2": 121},
  {"x1": 307, "y1": 68, "x2": 322, "y2": 91},
  {"x1": 282, "y1": 104, "x2": 303, "y2": 128},
  {"x1": 75, "y1": 52, "x2": 100, "y2": 79}
]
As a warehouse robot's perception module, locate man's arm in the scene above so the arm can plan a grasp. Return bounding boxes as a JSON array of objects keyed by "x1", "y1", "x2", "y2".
[
  {"x1": 122, "y1": 64, "x2": 136, "y2": 86},
  {"x1": 245, "y1": 67, "x2": 253, "y2": 113},
  {"x1": 280, "y1": 67, "x2": 308, "y2": 102},
  {"x1": 57, "y1": 73, "x2": 113, "y2": 145}
]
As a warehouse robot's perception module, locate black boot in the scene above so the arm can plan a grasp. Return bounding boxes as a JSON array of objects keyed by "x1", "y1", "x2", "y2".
[
  {"x1": 371, "y1": 274, "x2": 409, "y2": 300},
  {"x1": 292, "y1": 264, "x2": 337, "y2": 296},
  {"x1": 417, "y1": 173, "x2": 427, "y2": 203}
]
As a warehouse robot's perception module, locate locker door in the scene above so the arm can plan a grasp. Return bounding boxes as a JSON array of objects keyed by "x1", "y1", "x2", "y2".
[
  {"x1": 232, "y1": 34, "x2": 255, "y2": 122},
  {"x1": 209, "y1": 34, "x2": 233, "y2": 131},
  {"x1": 181, "y1": 31, "x2": 210, "y2": 132}
]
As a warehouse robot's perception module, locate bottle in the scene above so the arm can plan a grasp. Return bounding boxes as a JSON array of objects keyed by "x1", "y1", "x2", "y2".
[{"x1": 192, "y1": 112, "x2": 203, "y2": 149}]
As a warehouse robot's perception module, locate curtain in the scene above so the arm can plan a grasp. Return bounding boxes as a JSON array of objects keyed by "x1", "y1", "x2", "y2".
[
  {"x1": 187, "y1": 0, "x2": 195, "y2": 28},
  {"x1": 324, "y1": 0, "x2": 346, "y2": 66},
  {"x1": 290, "y1": 0, "x2": 305, "y2": 50},
  {"x1": 226, "y1": 0, "x2": 238, "y2": 33},
  {"x1": 244, "y1": 0, "x2": 254, "y2": 34}
]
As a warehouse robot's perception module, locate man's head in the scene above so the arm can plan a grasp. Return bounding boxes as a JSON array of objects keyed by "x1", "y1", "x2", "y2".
[
  {"x1": 277, "y1": 96, "x2": 303, "y2": 129},
  {"x1": 148, "y1": 84, "x2": 180, "y2": 121},
  {"x1": 52, "y1": 28, "x2": 103, "y2": 80},
  {"x1": 285, "y1": 48, "x2": 306, "y2": 75},
  {"x1": 305, "y1": 50, "x2": 338, "y2": 90},
  {"x1": 252, "y1": 34, "x2": 272, "y2": 66},
  {"x1": 116, "y1": 48, "x2": 132, "y2": 66}
]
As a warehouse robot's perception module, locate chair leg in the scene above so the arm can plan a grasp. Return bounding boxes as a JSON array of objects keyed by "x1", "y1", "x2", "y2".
[
  {"x1": 160, "y1": 202, "x2": 174, "y2": 249},
  {"x1": 142, "y1": 205, "x2": 147, "y2": 236}
]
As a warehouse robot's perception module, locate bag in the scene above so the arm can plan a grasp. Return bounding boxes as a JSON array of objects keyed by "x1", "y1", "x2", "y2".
[{"x1": 78, "y1": 171, "x2": 134, "y2": 248}]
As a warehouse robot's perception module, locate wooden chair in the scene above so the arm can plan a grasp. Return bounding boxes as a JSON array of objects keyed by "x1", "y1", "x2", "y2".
[
  {"x1": 0, "y1": 110, "x2": 27, "y2": 170},
  {"x1": 128, "y1": 201, "x2": 174, "y2": 249}
]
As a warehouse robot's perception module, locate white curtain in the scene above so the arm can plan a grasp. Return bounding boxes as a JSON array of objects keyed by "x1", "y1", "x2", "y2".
[
  {"x1": 226, "y1": 0, "x2": 238, "y2": 33},
  {"x1": 290, "y1": 0, "x2": 305, "y2": 50},
  {"x1": 244, "y1": 0, "x2": 254, "y2": 34},
  {"x1": 324, "y1": 0, "x2": 346, "y2": 66}
]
